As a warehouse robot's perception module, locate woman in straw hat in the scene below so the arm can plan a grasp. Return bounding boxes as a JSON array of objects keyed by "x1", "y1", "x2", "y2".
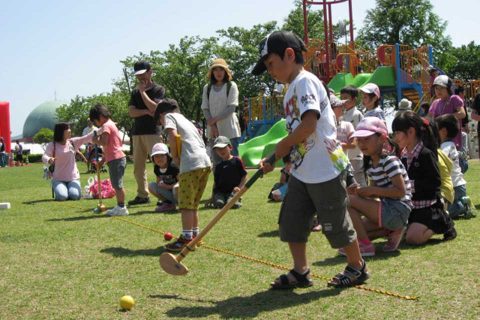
[{"x1": 201, "y1": 58, "x2": 241, "y2": 164}]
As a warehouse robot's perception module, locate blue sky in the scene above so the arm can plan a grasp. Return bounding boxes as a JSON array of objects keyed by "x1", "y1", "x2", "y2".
[{"x1": 1, "y1": 0, "x2": 477, "y2": 136}]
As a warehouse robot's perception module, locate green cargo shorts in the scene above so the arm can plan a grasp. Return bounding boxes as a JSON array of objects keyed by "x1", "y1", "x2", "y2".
[{"x1": 278, "y1": 172, "x2": 356, "y2": 248}]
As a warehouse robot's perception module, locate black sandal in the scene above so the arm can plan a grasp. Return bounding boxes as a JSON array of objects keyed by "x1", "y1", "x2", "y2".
[
  {"x1": 270, "y1": 269, "x2": 313, "y2": 290},
  {"x1": 328, "y1": 260, "x2": 369, "y2": 288}
]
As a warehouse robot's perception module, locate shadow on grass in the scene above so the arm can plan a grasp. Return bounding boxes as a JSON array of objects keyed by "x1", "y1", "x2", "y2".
[
  {"x1": 398, "y1": 238, "x2": 444, "y2": 250},
  {"x1": 313, "y1": 244, "x2": 401, "y2": 267},
  {"x1": 314, "y1": 239, "x2": 444, "y2": 267},
  {"x1": 46, "y1": 214, "x2": 111, "y2": 222},
  {"x1": 100, "y1": 246, "x2": 165, "y2": 257},
  {"x1": 159, "y1": 289, "x2": 340, "y2": 319},
  {"x1": 23, "y1": 199, "x2": 55, "y2": 205},
  {"x1": 257, "y1": 230, "x2": 279, "y2": 238}
]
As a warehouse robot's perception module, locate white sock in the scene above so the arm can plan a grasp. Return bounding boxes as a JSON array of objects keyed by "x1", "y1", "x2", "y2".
[
  {"x1": 182, "y1": 230, "x2": 193, "y2": 240},
  {"x1": 193, "y1": 227, "x2": 200, "y2": 237}
]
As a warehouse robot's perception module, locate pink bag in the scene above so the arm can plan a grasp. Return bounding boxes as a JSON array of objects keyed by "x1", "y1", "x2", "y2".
[{"x1": 89, "y1": 178, "x2": 116, "y2": 199}]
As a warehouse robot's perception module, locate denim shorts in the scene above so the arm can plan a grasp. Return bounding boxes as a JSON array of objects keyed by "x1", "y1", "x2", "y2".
[
  {"x1": 379, "y1": 198, "x2": 411, "y2": 230},
  {"x1": 108, "y1": 157, "x2": 126, "y2": 190}
]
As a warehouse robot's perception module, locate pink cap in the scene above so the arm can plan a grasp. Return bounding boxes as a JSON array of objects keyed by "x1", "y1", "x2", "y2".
[
  {"x1": 360, "y1": 83, "x2": 381, "y2": 99},
  {"x1": 351, "y1": 117, "x2": 388, "y2": 138}
]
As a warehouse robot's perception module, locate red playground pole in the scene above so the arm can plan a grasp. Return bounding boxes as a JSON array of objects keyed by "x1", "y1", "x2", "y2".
[{"x1": 0, "y1": 101, "x2": 12, "y2": 167}]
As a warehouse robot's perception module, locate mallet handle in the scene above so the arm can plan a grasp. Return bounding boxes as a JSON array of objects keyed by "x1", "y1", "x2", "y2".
[
  {"x1": 95, "y1": 143, "x2": 103, "y2": 205},
  {"x1": 175, "y1": 154, "x2": 276, "y2": 262}
]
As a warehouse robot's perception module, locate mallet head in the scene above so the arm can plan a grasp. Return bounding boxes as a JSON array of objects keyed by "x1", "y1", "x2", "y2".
[
  {"x1": 93, "y1": 204, "x2": 107, "y2": 214},
  {"x1": 160, "y1": 252, "x2": 188, "y2": 275}
]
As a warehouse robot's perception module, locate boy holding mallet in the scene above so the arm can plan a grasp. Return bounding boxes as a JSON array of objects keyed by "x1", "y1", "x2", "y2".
[
  {"x1": 154, "y1": 99, "x2": 212, "y2": 252},
  {"x1": 254, "y1": 31, "x2": 369, "y2": 288}
]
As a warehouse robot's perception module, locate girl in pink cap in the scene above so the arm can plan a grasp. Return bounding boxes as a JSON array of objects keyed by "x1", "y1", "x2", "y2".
[
  {"x1": 341, "y1": 117, "x2": 412, "y2": 256},
  {"x1": 360, "y1": 83, "x2": 385, "y2": 120}
]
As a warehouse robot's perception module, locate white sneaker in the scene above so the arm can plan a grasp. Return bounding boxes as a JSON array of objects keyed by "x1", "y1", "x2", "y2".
[{"x1": 106, "y1": 206, "x2": 129, "y2": 216}]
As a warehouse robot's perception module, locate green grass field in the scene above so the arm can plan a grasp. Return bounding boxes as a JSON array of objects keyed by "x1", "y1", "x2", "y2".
[{"x1": 1, "y1": 161, "x2": 479, "y2": 319}]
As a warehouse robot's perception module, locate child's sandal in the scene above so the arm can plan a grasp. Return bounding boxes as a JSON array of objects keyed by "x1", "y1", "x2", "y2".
[
  {"x1": 270, "y1": 269, "x2": 313, "y2": 290},
  {"x1": 328, "y1": 261, "x2": 369, "y2": 288}
]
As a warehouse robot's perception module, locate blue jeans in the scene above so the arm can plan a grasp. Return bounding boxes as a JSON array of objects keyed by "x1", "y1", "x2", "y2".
[
  {"x1": 148, "y1": 182, "x2": 177, "y2": 204},
  {"x1": 230, "y1": 137, "x2": 240, "y2": 156},
  {"x1": 0, "y1": 152, "x2": 7, "y2": 167},
  {"x1": 52, "y1": 180, "x2": 82, "y2": 201},
  {"x1": 448, "y1": 184, "x2": 467, "y2": 218}
]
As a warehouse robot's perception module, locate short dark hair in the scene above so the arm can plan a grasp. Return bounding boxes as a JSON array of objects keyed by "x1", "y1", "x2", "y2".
[
  {"x1": 435, "y1": 114, "x2": 459, "y2": 139},
  {"x1": 454, "y1": 86, "x2": 464, "y2": 95},
  {"x1": 340, "y1": 85, "x2": 359, "y2": 98},
  {"x1": 53, "y1": 122, "x2": 70, "y2": 142},
  {"x1": 89, "y1": 104, "x2": 111, "y2": 121},
  {"x1": 154, "y1": 98, "x2": 180, "y2": 122}
]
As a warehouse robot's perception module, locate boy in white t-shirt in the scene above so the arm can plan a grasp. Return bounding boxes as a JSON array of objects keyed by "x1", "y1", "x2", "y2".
[
  {"x1": 253, "y1": 31, "x2": 368, "y2": 289},
  {"x1": 154, "y1": 99, "x2": 212, "y2": 252},
  {"x1": 436, "y1": 114, "x2": 474, "y2": 219}
]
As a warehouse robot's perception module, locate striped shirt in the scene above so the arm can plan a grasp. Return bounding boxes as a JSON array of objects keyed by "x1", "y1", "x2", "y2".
[{"x1": 367, "y1": 155, "x2": 412, "y2": 206}]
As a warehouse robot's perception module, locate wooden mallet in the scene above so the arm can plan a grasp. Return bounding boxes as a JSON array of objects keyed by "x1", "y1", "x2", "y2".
[
  {"x1": 160, "y1": 154, "x2": 276, "y2": 275},
  {"x1": 93, "y1": 142, "x2": 107, "y2": 213}
]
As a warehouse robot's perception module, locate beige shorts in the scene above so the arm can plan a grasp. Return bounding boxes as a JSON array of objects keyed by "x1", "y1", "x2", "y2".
[{"x1": 178, "y1": 168, "x2": 211, "y2": 210}]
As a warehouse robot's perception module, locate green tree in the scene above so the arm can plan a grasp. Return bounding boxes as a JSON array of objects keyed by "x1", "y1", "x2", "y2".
[
  {"x1": 445, "y1": 42, "x2": 480, "y2": 81},
  {"x1": 216, "y1": 22, "x2": 278, "y2": 99},
  {"x1": 56, "y1": 91, "x2": 130, "y2": 138},
  {"x1": 282, "y1": 0, "x2": 324, "y2": 41},
  {"x1": 357, "y1": 0, "x2": 452, "y2": 53},
  {"x1": 119, "y1": 36, "x2": 218, "y2": 122},
  {"x1": 33, "y1": 128, "x2": 53, "y2": 144}
]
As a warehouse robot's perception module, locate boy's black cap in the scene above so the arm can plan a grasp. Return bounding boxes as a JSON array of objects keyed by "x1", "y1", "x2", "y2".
[
  {"x1": 251, "y1": 31, "x2": 307, "y2": 75},
  {"x1": 134, "y1": 61, "x2": 151, "y2": 75}
]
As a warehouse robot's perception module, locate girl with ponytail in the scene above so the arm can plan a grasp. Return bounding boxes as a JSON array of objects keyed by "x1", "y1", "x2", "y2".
[{"x1": 392, "y1": 111, "x2": 456, "y2": 244}]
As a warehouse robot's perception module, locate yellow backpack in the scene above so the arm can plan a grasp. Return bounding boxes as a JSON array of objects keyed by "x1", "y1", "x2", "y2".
[{"x1": 437, "y1": 149, "x2": 454, "y2": 204}]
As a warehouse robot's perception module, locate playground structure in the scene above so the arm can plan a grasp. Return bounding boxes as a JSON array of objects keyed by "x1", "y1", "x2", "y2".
[
  {"x1": 244, "y1": 0, "x2": 436, "y2": 135},
  {"x1": 240, "y1": 0, "x2": 480, "y2": 164}
]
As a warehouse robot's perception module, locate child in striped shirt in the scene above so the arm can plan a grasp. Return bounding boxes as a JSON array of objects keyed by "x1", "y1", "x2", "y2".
[{"x1": 342, "y1": 117, "x2": 412, "y2": 257}]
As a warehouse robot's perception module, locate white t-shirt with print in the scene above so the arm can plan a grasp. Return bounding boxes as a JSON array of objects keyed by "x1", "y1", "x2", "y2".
[{"x1": 284, "y1": 71, "x2": 348, "y2": 183}]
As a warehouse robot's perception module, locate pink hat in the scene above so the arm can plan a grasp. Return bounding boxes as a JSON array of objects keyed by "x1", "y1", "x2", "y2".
[
  {"x1": 360, "y1": 83, "x2": 381, "y2": 99},
  {"x1": 351, "y1": 117, "x2": 388, "y2": 138}
]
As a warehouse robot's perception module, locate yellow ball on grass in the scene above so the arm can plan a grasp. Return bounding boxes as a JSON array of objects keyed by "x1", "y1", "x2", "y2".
[{"x1": 120, "y1": 295, "x2": 135, "y2": 310}]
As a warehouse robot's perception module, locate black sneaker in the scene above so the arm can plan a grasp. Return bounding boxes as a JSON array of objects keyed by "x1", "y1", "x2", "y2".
[
  {"x1": 443, "y1": 226, "x2": 457, "y2": 241},
  {"x1": 128, "y1": 196, "x2": 150, "y2": 206}
]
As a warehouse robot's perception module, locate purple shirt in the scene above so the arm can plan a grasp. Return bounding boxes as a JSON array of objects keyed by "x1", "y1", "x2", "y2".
[{"x1": 429, "y1": 95, "x2": 463, "y2": 148}]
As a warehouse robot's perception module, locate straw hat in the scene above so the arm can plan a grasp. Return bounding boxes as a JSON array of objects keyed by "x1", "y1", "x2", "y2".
[{"x1": 207, "y1": 58, "x2": 232, "y2": 81}]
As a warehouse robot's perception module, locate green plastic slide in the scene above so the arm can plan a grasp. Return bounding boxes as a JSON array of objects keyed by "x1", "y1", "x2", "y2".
[
  {"x1": 328, "y1": 66, "x2": 396, "y2": 93},
  {"x1": 239, "y1": 119, "x2": 288, "y2": 167}
]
